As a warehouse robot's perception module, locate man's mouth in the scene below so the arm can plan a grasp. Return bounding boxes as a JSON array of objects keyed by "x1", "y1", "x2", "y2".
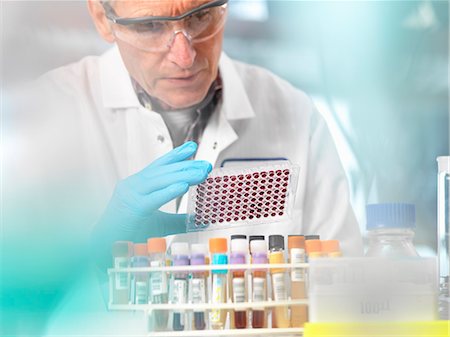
[{"x1": 163, "y1": 71, "x2": 203, "y2": 84}]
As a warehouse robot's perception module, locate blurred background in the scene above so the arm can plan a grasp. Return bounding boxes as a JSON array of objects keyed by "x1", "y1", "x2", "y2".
[{"x1": 1, "y1": 0, "x2": 449, "y2": 335}]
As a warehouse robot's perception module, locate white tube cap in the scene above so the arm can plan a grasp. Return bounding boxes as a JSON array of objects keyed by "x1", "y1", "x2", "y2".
[
  {"x1": 250, "y1": 240, "x2": 267, "y2": 254},
  {"x1": 231, "y1": 238, "x2": 248, "y2": 254},
  {"x1": 171, "y1": 242, "x2": 190, "y2": 256},
  {"x1": 190, "y1": 243, "x2": 208, "y2": 256}
]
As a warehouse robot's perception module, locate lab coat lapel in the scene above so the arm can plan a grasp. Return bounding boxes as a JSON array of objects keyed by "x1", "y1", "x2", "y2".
[{"x1": 194, "y1": 107, "x2": 238, "y2": 167}]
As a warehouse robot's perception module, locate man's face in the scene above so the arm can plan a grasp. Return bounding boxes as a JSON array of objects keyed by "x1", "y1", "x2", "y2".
[{"x1": 102, "y1": 0, "x2": 225, "y2": 110}]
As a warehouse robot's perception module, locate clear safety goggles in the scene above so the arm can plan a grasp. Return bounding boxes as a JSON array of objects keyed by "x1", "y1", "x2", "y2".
[{"x1": 102, "y1": 0, "x2": 228, "y2": 53}]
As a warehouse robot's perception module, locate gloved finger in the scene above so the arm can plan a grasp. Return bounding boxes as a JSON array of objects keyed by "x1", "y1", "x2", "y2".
[
  {"x1": 139, "y1": 159, "x2": 212, "y2": 179},
  {"x1": 141, "y1": 182, "x2": 190, "y2": 211},
  {"x1": 132, "y1": 167, "x2": 211, "y2": 195},
  {"x1": 148, "y1": 141, "x2": 198, "y2": 169},
  {"x1": 134, "y1": 211, "x2": 187, "y2": 240}
]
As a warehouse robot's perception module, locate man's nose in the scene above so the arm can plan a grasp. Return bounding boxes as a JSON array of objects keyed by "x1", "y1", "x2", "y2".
[{"x1": 166, "y1": 31, "x2": 197, "y2": 69}]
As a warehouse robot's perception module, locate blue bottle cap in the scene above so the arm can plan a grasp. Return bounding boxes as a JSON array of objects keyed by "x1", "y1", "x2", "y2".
[{"x1": 366, "y1": 203, "x2": 416, "y2": 230}]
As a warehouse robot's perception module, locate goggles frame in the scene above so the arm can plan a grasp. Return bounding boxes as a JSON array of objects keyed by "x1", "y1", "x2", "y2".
[{"x1": 102, "y1": 0, "x2": 228, "y2": 26}]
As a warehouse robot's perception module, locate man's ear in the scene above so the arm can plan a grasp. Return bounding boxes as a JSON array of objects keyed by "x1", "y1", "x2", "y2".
[{"x1": 87, "y1": 0, "x2": 115, "y2": 43}]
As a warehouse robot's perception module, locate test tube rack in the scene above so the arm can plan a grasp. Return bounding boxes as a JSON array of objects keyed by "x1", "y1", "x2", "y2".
[{"x1": 108, "y1": 263, "x2": 309, "y2": 336}]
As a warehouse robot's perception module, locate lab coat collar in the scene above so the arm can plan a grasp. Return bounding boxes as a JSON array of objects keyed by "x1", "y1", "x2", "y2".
[
  {"x1": 99, "y1": 46, "x2": 256, "y2": 121},
  {"x1": 99, "y1": 46, "x2": 141, "y2": 109},
  {"x1": 219, "y1": 52, "x2": 255, "y2": 120}
]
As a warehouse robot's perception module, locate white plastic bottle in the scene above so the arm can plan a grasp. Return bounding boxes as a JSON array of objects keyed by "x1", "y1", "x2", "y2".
[{"x1": 365, "y1": 203, "x2": 419, "y2": 257}]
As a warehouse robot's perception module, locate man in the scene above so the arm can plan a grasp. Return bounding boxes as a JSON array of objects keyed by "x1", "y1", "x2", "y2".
[
  {"x1": 4, "y1": 0, "x2": 363, "y2": 334},
  {"x1": 84, "y1": 0, "x2": 363, "y2": 261}
]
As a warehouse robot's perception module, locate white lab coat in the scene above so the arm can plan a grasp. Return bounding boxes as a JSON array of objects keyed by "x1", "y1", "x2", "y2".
[{"x1": 9, "y1": 46, "x2": 362, "y2": 335}]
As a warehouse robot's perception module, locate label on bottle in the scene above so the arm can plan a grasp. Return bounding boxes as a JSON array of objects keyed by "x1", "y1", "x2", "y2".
[
  {"x1": 252, "y1": 277, "x2": 265, "y2": 302},
  {"x1": 290, "y1": 248, "x2": 306, "y2": 282},
  {"x1": 272, "y1": 273, "x2": 288, "y2": 301},
  {"x1": 135, "y1": 281, "x2": 148, "y2": 305},
  {"x1": 150, "y1": 261, "x2": 167, "y2": 296},
  {"x1": 190, "y1": 278, "x2": 206, "y2": 312},
  {"x1": 210, "y1": 275, "x2": 224, "y2": 323},
  {"x1": 233, "y1": 278, "x2": 245, "y2": 311},
  {"x1": 114, "y1": 257, "x2": 129, "y2": 290},
  {"x1": 172, "y1": 279, "x2": 187, "y2": 315}
]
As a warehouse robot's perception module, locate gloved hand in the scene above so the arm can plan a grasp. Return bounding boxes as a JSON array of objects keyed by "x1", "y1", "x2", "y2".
[{"x1": 91, "y1": 141, "x2": 212, "y2": 269}]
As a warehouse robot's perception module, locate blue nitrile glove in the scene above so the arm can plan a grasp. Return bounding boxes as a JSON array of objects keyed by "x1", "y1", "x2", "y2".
[{"x1": 91, "y1": 141, "x2": 212, "y2": 269}]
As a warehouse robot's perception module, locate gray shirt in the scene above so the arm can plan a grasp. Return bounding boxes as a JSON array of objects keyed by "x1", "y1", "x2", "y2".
[{"x1": 133, "y1": 78, "x2": 222, "y2": 148}]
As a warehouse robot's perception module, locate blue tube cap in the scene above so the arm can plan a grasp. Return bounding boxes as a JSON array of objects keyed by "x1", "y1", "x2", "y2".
[
  {"x1": 366, "y1": 203, "x2": 416, "y2": 230},
  {"x1": 212, "y1": 254, "x2": 228, "y2": 274}
]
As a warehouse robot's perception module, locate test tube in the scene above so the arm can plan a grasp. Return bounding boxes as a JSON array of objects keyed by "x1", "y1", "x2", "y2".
[
  {"x1": 230, "y1": 235, "x2": 249, "y2": 328},
  {"x1": 230, "y1": 252, "x2": 247, "y2": 329},
  {"x1": 170, "y1": 243, "x2": 190, "y2": 331},
  {"x1": 190, "y1": 244, "x2": 208, "y2": 330},
  {"x1": 131, "y1": 243, "x2": 149, "y2": 305},
  {"x1": 147, "y1": 238, "x2": 169, "y2": 331},
  {"x1": 251, "y1": 252, "x2": 268, "y2": 328},
  {"x1": 249, "y1": 236, "x2": 268, "y2": 328},
  {"x1": 268, "y1": 235, "x2": 290, "y2": 328},
  {"x1": 288, "y1": 235, "x2": 307, "y2": 327},
  {"x1": 112, "y1": 241, "x2": 133, "y2": 304},
  {"x1": 209, "y1": 238, "x2": 228, "y2": 330}
]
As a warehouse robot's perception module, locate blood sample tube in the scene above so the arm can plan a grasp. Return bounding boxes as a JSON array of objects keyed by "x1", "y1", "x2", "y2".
[
  {"x1": 190, "y1": 248, "x2": 207, "y2": 330},
  {"x1": 248, "y1": 235, "x2": 269, "y2": 328},
  {"x1": 288, "y1": 235, "x2": 307, "y2": 327},
  {"x1": 249, "y1": 236, "x2": 268, "y2": 328},
  {"x1": 268, "y1": 235, "x2": 290, "y2": 328},
  {"x1": 230, "y1": 252, "x2": 247, "y2": 329},
  {"x1": 209, "y1": 238, "x2": 228, "y2": 330},
  {"x1": 170, "y1": 243, "x2": 190, "y2": 331},
  {"x1": 231, "y1": 235, "x2": 249, "y2": 329},
  {"x1": 251, "y1": 252, "x2": 268, "y2": 328}
]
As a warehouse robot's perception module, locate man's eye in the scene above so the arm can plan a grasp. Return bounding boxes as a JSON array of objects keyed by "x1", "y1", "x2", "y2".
[
  {"x1": 130, "y1": 21, "x2": 165, "y2": 33},
  {"x1": 192, "y1": 9, "x2": 212, "y2": 22}
]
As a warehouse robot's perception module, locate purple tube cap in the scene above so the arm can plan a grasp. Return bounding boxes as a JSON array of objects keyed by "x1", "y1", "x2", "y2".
[
  {"x1": 173, "y1": 255, "x2": 190, "y2": 266},
  {"x1": 191, "y1": 253, "x2": 205, "y2": 266},
  {"x1": 230, "y1": 252, "x2": 246, "y2": 264},
  {"x1": 252, "y1": 252, "x2": 268, "y2": 264}
]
